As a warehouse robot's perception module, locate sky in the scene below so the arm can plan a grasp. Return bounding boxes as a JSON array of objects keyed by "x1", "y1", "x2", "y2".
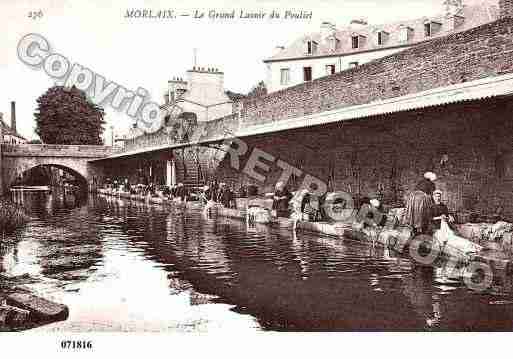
[{"x1": 0, "y1": 0, "x2": 443, "y2": 142}]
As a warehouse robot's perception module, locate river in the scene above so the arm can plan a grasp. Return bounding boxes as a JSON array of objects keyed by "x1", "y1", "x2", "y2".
[{"x1": 2, "y1": 190, "x2": 513, "y2": 331}]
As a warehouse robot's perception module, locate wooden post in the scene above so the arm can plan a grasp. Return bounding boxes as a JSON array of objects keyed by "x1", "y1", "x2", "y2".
[
  {"x1": 171, "y1": 158, "x2": 176, "y2": 186},
  {"x1": 166, "y1": 158, "x2": 177, "y2": 187},
  {"x1": 166, "y1": 160, "x2": 172, "y2": 187}
]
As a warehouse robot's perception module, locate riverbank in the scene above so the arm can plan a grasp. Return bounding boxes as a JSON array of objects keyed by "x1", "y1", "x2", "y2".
[
  {"x1": 0, "y1": 279, "x2": 69, "y2": 331},
  {"x1": 96, "y1": 188, "x2": 513, "y2": 286},
  {"x1": 8, "y1": 189, "x2": 513, "y2": 331},
  {"x1": 0, "y1": 199, "x2": 28, "y2": 237}
]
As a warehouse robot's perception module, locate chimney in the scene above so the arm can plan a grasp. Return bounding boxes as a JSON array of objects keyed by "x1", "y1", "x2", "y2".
[
  {"x1": 320, "y1": 21, "x2": 336, "y2": 42},
  {"x1": 443, "y1": 0, "x2": 464, "y2": 30},
  {"x1": 186, "y1": 67, "x2": 226, "y2": 108},
  {"x1": 500, "y1": 0, "x2": 513, "y2": 18},
  {"x1": 273, "y1": 45, "x2": 285, "y2": 56},
  {"x1": 10, "y1": 101, "x2": 16, "y2": 133},
  {"x1": 350, "y1": 18, "x2": 368, "y2": 30}
]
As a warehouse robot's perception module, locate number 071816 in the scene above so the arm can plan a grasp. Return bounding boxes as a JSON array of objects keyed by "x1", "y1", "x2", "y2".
[{"x1": 60, "y1": 340, "x2": 93, "y2": 350}]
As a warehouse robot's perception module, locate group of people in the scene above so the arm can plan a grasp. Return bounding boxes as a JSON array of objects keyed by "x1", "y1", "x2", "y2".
[
  {"x1": 403, "y1": 171, "x2": 454, "y2": 235},
  {"x1": 104, "y1": 177, "x2": 190, "y2": 202},
  {"x1": 106, "y1": 170, "x2": 456, "y2": 235},
  {"x1": 200, "y1": 181, "x2": 236, "y2": 208},
  {"x1": 268, "y1": 171, "x2": 455, "y2": 236},
  {"x1": 161, "y1": 183, "x2": 189, "y2": 202}
]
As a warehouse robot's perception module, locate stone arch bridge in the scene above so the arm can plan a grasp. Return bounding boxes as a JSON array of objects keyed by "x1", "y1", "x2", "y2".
[{"x1": 0, "y1": 144, "x2": 118, "y2": 194}]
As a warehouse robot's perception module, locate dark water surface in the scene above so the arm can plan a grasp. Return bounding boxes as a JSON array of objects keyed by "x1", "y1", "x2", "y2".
[{"x1": 3, "y1": 191, "x2": 513, "y2": 332}]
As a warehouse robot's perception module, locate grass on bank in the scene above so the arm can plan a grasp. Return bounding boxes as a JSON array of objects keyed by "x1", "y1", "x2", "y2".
[{"x1": 0, "y1": 199, "x2": 28, "y2": 236}]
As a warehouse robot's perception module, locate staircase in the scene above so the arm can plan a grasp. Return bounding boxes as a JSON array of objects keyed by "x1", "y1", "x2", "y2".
[{"x1": 174, "y1": 148, "x2": 206, "y2": 190}]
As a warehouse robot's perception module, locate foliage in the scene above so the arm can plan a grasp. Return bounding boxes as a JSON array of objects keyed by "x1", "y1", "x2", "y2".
[
  {"x1": 225, "y1": 90, "x2": 245, "y2": 101},
  {"x1": 247, "y1": 81, "x2": 267, "y2": 97},
  {"x1": 0, "y1": 200, "x2": 28, "y2": 236},
  {"x1": 27, "y1": 139, "x2": 42, "y2": 144},
  {"x1": 34, "y1": 86, "x2": 105, "y2": 145}
]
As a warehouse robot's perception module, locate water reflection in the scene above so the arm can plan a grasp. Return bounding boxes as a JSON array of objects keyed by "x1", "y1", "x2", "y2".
[{"x1": 3, "y1": 191, "x2": 513, "y2": 331}]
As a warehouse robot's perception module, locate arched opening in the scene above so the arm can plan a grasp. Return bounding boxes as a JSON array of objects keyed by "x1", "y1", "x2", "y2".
[{"x1": 11, "y1": 164, "x2": 88, "y2": 193}]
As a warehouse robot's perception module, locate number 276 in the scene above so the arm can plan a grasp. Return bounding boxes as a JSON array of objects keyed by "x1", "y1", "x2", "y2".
[{"x1": 28, "y1": 10, "x2": 43, "y2": 20}]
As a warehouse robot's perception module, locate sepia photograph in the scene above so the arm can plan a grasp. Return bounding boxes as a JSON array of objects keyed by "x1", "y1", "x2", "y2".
[{"x1": 1, "y1": 0, "x2": 513, "y2": 354}]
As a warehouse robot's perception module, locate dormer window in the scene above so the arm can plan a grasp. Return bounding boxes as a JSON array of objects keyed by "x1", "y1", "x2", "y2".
[
  {"x1": 352, "y1": 36, "x2": 359, "y2": 49},
  {"x1": 306, "y1": 40, "x2": 318, "y2": 55},
  {"x1": 377, "y1": 31, "x2": 389, "y2": 46},
  {"x1": 424, "y1": 23, "x2": 431, "y2": 37},
  {"x1": 447, "y1": 14, "x2": 465, "y2": 30},
  {"x1": 424, "y1": 21, "x2": 441, "y2": 37},
  {"x1": 399, "y1": 25, "x2": 414, "y2": 43},
  {"x1": 351, "y1": 34, "x2": 366, "y2": 49},
  {"x1": 327, "y1": 37, "x2": 340, "y2": 52}
]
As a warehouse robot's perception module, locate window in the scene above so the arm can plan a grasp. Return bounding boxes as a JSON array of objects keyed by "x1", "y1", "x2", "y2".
[
  {"x1": 306, "y1": 40, "x2": 318, "y2": 55},
  {"x1": 351, "y1": 36, "x2": 359, "y2": 49},
  {"x1": 280, "y1": 68, "x2": 290, "y2": 85},
  {"x1": 327, "y1": 37, "x2": 340, "y2": 52},
  {"x1": 377, "y1": 31, "x2": 389, "y2": 46},
  {"x1": 303, "y1": 67, "x2": 312, "y2": 81},
  {"x1": 326, "y1": 64, "x2": 336, "y2": 75},
  {"x1": 424, "y1": 22, "x2": 441, "y2": 37},
  {"x1": 349, "y1": 61, "x2": 359, "y2": 68},
  {"x1": 399, "y1": 26, "x2": 413, "y2": 43},
  {"x1": 424, "y1": 23, "x2": 432, "y2": 37}
]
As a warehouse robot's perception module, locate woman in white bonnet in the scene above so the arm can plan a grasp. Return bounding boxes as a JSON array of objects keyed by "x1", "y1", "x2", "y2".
[{"x1": 403, "y1": 171, "x2": 437, "y2": 234}]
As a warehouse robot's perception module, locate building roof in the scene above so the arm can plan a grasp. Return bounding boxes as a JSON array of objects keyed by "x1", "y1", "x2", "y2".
[
  {"x1": 0, "y1": 118, "x2": 26, "y2": 140},
  {"x1": 234, "y1": 72, "x2": 513, "y2": 137},
  {"x1": 99, "y1": 72, "x2": 513, "y2": 160},
  {"x1": 265, "y1": 0, "x2": 499, "y2": 62}
]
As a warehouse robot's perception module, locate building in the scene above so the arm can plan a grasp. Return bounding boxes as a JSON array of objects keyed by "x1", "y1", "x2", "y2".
[
  {"x1": 161, "y1": 67, "x2": 234, "y2": 123},
  {"x1": 120, "y1": 66, "x2": 240, "y2": 187},
  {"x1": 264, "y1": 0, "x2": 500, "y2": 93},
  {"x1": 0, "y1": 102, "x2": 26, "y2": 145},
  {"x1": 197, "y1": 0, "x2": 513, "y2": 220},
  {"x1": 109, "y1": 0, "x2": 513, "y2": 222},
  {"x1": 127, "y1": 66, "x2": 236, "y2": 142}
]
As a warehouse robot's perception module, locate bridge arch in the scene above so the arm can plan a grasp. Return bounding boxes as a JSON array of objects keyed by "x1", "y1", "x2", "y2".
[
  {"x1": 11, "y1": 163, "x2": 88, "y2": 189},
  {"x1": 1, "y1": 144, "x2": 116, "y2": 194},
  {"x1": 2, "y1": 156, "x2": 90, "y2": 193}
]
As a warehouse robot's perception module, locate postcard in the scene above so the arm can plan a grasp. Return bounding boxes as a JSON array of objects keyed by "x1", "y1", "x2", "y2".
[{"x1": 1, "y1": 0, "x2": 513, "y2": 356}]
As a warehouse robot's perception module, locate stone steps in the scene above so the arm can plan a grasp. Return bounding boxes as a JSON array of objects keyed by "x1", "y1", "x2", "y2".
[{"x1": 6, "y1": 292, "x2": 69, "y2": 324}]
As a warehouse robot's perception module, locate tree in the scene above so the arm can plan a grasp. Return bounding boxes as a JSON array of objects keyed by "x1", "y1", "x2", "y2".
[
  {"x1": 28, "y1": 139, "x2": 42, "y2": 144},
  {"x1": 34, "y1": 86, "x2": 105, "y2": 145},
  {"x1": 225, "y1": 90, "x2": 245, "y2": 101},
  {"x1": 247, "y1": 81, "x2": 267, "y2": 97}
]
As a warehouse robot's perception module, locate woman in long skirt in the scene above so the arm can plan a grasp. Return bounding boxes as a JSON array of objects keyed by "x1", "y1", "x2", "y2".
[{"x1": 403, "y1": 172, "x2": 437, "y2": 234}]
